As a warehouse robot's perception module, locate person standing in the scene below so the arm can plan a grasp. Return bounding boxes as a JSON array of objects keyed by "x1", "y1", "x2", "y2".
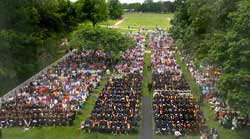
[{"x1": 232, "y1": 116, "x2": 238, "y2": 130}]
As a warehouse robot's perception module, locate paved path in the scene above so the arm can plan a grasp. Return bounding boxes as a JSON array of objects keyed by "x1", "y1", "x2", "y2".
[
  {"x1": 141, "y1": 96, "x2": 153, "y2": 139},
  {"x1": 110, "y1": 17, "x2": 127, "y2": 28}
]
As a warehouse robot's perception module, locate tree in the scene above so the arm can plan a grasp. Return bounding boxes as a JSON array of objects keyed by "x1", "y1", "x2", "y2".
[
  {"x1": 215, "y1": 0, "x2": 238, "y2": 30},
  {"x1": 0, "y1": 0, "x2": 115, "y2": 96},
  {"x1": 0, "y1": 0, "x2": 81, "y2": 95},
  {"x1": 70, "y1": 25, "x2": 134, "y2": 57},
  {"x1": 121, "y1": 1, "x2": 176, "y2": 13},
  {"x1": 57, "y1": 0, "x2": 79, "y2": 32},
  {"x1": 170, "y1": 0, "x2": 250, "y2": 114},
  {"x1": 108, "y1": 0, "x2": 123, "y2": 19},
  {"x1": 144, "y1": 0, "x2": 153, "y2": 3},
  {"x1": 218, "y1": 0, "x2": 250, "y2": 114},
  {"x1": 78, "y1": 0, "x2": 109, "y2": 26},
  {"x1": 219, "y1": 71, "x2": 250, "y2": 114}
]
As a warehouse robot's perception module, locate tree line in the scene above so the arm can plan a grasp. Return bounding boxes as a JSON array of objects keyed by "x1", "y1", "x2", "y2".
[
  {"x1": 0, "y1": 0, "x2": 123, "y2": 95},
  {"x1": 122, "y1": 0, "x2": 176, "y2": 13},
  {"x1": 170, "y1": 0, "x2": 250, "y2": 114}
]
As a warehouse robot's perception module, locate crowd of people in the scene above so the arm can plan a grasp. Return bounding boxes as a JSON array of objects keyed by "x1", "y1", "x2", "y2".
[
  {"x1": 150, "y1": 31, "x2": 200, "y2": 136},
  {"x1": 0, "y1": 49, "x2": 108, "y2": 128},
  {"x1": 153, "y1": 91, "x2": 199, "y2": 135},
  {"x1": 81, "y1": 32, "x2": 146, "y2": 134},
  {"x1": 179, "y1": 49, "x2": 250, "y2": 130},
  {"x1": 180, "y1": 53, "x2": 220, "y2": 96},
  {"x1": 114, "y1": 34, "x2": 145, "y2": 75},
  {"x1": 82, "y1": 74, "x2": 142, "y2": 134}
]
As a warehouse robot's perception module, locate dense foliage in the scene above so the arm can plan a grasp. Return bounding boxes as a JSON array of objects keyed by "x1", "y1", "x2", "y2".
[
  {"x1": 76, "y1": 0, "x2": 109, "y2": 26},
  {"x1": 0, "y1": 0, "x2": 110, "y2": 95},
  {"x1": 108, "y1": 0, "x2": 123, "y2": 19},
  {"x1": 170, "y1": 0, "x2": 250, "y2": 114},
  {"x1": 70, "y1": 25, "x2": 134, "y2": 58},
  {"x1": 122, "y1": 0, "x2": 176, "y2": 13},
  {"x1": 0, "y1": 0, "x2": 73, "y2": 95}
]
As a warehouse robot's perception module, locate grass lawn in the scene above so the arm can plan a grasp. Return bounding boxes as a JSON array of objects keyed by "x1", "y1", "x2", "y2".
[
  {"x1": 98, "y1": 19, "x2": 119, "y2": 27},
  {"x1": 119, "y1": 13, "x2": 174, "y2": 32},
  {"x1": 98, "y1": 13, "x2": 174, "y2": 34},
  {"x1": 175, "y1": 52, "x2": 249, "y2": 139}
]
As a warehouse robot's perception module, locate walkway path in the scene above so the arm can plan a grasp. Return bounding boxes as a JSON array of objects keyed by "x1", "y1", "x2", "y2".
[
  {"x1": 141, "y1": 96, "x2": 153, "y2": 139},
  {"x1": 110, "y1": 17, "x2": 127, "y2": 28},
  {"x1": 141, "y1": 45, "x2": 153, "y2": 139}
]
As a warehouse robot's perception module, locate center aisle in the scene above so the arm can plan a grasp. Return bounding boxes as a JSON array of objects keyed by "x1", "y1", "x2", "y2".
[
  {"x1": 141, "y1": 96, "x2": 153, "y2": 139},
  {"x1": 141, "y1": 44, "x2": 153, "y2": 139}
]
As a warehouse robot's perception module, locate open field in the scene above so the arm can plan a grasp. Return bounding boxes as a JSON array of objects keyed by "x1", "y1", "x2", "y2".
[
  {"x1": 119, "y1": 13, "x2": 174, "y2": 31},
  {"x1": 99, "y1": 19, "x2": 119, "y2": 27},
  {"x1": 99, "y1": 13, "x2": 174, "y2": 33}
]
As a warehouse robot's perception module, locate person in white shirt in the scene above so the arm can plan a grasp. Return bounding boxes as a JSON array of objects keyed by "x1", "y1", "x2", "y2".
[
  {"x1": 106, "y1": 69, "x2": 110, "y2": 75},
  {"x1": 174, "y1": 130, "x2": 182, "y2": 139}
]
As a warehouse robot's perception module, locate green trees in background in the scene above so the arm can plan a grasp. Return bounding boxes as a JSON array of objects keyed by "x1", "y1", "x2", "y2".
[
  {"x1": 170, "y1": 0, "x2": 250, "y2": 114},
  {"x1": 76, "y1": 0, "x2": 109, "y2": 26},
  {"x1": 108, "y1": 0, "x2": 123, "y2": 19},
  {"x1": 122, "y1": 1, "x2": 176, "y2": 13},
  {"x1": 122, "y1": 3, "x2": 141, "y2": 12}
]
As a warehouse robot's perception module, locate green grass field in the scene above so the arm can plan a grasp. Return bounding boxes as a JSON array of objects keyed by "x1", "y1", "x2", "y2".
[
  {"x1": 98, "y1": 19, "x2": 119, "y2": 27},
  {"x1": 119, "y1": 13, "x2": 174, "y2": 31},
  {"x1": 99, "y1": 13, "x2": 174, "y2": 33}
]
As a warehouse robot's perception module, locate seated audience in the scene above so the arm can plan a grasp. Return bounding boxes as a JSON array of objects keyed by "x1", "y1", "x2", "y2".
[
  {"x1": 0, "y1": 49, "x2": 108, "y2": 128},
  {"x1": 82, "y1": 32, "x2": 146, "y2": 134}
]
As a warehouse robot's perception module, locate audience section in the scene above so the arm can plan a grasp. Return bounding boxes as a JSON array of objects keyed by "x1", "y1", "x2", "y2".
[
  {"x1": 82, "y1": 32, "x2": 146, "y2": 134},
  {"x1": 150, "y1": 31, "x2": 201, "y2": 136},
  {"x1": 0, "y1": 50, "x2": 109, "y2": 128}
]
